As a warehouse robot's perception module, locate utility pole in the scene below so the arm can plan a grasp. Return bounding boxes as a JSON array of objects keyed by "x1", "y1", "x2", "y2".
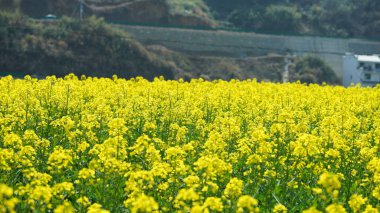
[
  {"x1": 283, "y1": 53, "x2": 294, "y2": 83},
  {"x1": 80, "y1": 0, "x2": 84, "y2": 20}
]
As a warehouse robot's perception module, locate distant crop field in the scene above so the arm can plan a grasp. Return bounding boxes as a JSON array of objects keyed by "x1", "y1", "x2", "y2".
[{"x1": 0, "y1": 75, "x2": 379, "y2": 212}]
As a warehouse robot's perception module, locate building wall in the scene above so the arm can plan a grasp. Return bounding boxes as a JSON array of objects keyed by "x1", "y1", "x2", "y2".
[
  {"x1": 118, "y1": 25, "x2": 380, "y2": 79},
  {"x1": 343, "y1": 54, "x2": 380, "y2": 87},
  {"x1": 342, "y1": 54, "x2": 360, "y2": 87}
]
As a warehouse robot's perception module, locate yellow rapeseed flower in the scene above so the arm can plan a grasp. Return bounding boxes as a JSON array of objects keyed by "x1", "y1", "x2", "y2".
[
  {"x1": 224, "y1": 177, "x2": 244, "y2": 199},
  {"x1": 237, "y1": 195, "x2": 259, "y2": 213},
  {"x1": 47, "y1": 146, "x2": 73, "y2": 172},
  {"x1": 88, "y1": 203, "x2": 110, "y2": 213},
  {"x1": 317, "y1": 172, "x2": 341, "y2": 194},
  {"x1": 302, "y1": 206, "x2": 322, "y2": 213},
  {"x1": 202, "y1": 197, "x2": 223, "y2": 212},
  {"x1": 372, "y1": 185, "x2": 380, "y2": 201},
  {"x1": 77, "y1": 196, "x2": 91, "y2": 207},
  {"x1": 130, "y1": 194, "x2": 159, "y2": 213},
  {"x1": 325, "y1": 204, "x2": 347, "y2": 213},
  {"x1": 1, "y1": 75, "x2": 380, "y2": 211},
  {"x1": 362, "y1": 204, "x2": 379, "y2": 213},
  {"x1": 78, "y1": 168, "x2": 96, "y2": 179},
  {"x1": 348, "y1": 194, "x2": 367, "y2": 212},
  {"x1": 0, "y1": 184, "x2": 18, "y2": 213},
  {"x1": 3, "y1": 133, "x2": 22, "y2": 148},
  {"x1": 273, "y1": 203, "x2": 287, "y2": 213},
  {"x1": 54, "y1": 201, "x2": 75, "y2": 213}
]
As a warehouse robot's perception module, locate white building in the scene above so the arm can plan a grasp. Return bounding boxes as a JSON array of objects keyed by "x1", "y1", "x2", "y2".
[{"x1": 343, "y1": 53, "x2": 380, "y2": 87}]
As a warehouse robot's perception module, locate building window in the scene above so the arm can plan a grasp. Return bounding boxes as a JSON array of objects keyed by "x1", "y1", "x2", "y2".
[
  {"x1": 376, "y1": 63, "x2": 380, "y2": 69},
  {"x1": 360, "y1": 63, "x2": 373, "y2": 71},
  {"x1": 364, "y1": 73, "x2": 371, "y2": 81}
]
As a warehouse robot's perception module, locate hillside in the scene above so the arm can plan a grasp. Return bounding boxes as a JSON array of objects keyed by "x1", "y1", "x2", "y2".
[
  {"x1": 1, "y1": 0, "x2": 379, "y2": 38},
  {"x1": 1, "y1": 0, "x2": 217, "y2": 27},
  {"x1": 0, "y1": 12, "x2": 175, "y2": 79},
  {"x1": 1, "y1": 12, "x2": 303, "y2": 82},
  {"x1": 206, "y1": 0, "x2": 380, "y2": 38}
]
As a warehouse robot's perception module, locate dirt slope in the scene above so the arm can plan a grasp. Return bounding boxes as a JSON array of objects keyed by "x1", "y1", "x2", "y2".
[{"x1": 147, "y1": 45, "x2": 284, "y2": 82}]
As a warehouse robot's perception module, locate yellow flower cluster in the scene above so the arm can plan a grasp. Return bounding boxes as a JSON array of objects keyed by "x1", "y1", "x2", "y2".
[
  {"x1": 0, "y1": 184, "x2": 18, "y2": 213},
  {"x1": 0, "y1": 75, "x2": 380, "y2": 212}
]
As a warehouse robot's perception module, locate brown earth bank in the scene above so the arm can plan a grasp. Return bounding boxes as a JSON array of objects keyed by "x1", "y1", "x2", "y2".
[{"x1": 147, "y1": 45, "x2": 284, "y2": 82}]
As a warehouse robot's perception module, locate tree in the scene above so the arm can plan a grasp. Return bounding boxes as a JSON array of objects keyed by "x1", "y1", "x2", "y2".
[
  {"x1": 290, "y1": 56, "x2": 340, "y2": 84},
  {"x1": 262, "y1": 5, "x2": 301, "y2": 32}
]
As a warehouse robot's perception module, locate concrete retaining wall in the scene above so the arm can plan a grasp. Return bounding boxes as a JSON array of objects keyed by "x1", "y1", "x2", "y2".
[{"x1": 119, "y1": 25, "x2": 380, "y2": 78}]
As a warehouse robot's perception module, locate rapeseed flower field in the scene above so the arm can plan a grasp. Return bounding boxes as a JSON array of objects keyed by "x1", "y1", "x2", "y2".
[{"x1": 0, "y1": 74, "x2": 380, "y2": 212}]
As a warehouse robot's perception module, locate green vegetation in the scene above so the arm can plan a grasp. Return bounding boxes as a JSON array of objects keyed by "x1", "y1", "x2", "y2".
[
  {"x1": 228, "y1": 4, "x2": 301, "y2": 33},
  {"x1": 167, "y1": 0, "x2": 209, "y2": 17},
  {"x1": 2, "y1": 0, "x2": 379, "y2": 38},
  {"x1": 0, "y1": 12, "x2": 174, "y2": 79},
  {"x1": 290, "y1": 56, "x2": 340, "y2": 85},
  {"x1": 206, "y1": 0, "x2": 380, "y2": 38}
]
